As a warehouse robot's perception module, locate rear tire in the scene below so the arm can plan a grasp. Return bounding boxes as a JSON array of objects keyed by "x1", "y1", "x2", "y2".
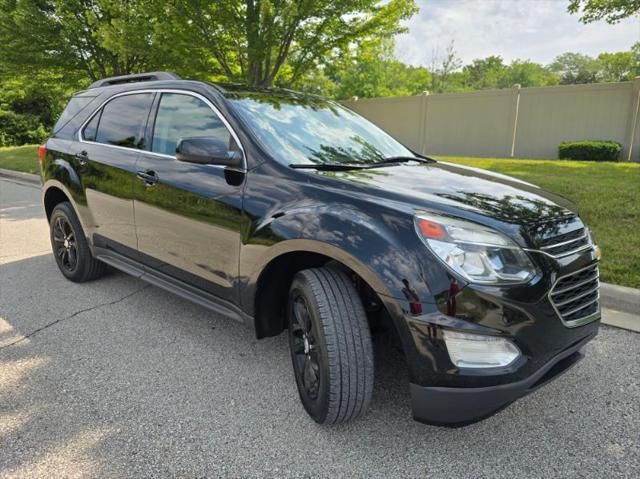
[
  {"x1": 49, "y1": 202, "x2": 106, "y2": 282},
  {"x1": 287, "y1": 267, "x2": 374, "y2": 424}
]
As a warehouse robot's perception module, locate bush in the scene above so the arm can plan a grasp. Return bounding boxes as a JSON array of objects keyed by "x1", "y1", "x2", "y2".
[
  {"x1": 0, "y1": 109, "x2": 49, "y2": 147},
  {"x1": 558, "y1": 140, "x2": 622, "y2": 162}
]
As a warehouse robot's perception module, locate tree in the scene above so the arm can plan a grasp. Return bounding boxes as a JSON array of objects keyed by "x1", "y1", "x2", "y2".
[
  {"x1": 461, "y1": 57, "x2": 559, "y2": 90},
  {"x1": 0, "y1": 72, "x2": 76, "y2": 146},
  {"x1": 548, "y1": 52, "x2": 601, "y2": 84},
  {"x1": 0, "y1": 1, "x2": 417, "y2": 86},
  {"x1": 429, "y1": 41, "x2": 463, "y2": 93},
  {"x1": 504, "y1": 60, "x2": 559, "y2": 87},
  {"x1": 0, "y1": 0, "x2": 181, "y2": 82},
  {"x1": 462, "y1": 56, "x2": 508, "y2": 90},
  {"x1": 597, "y1": 51, "x2": 638, "y2": 81},
  {"x1": 165, "y1": 0, "x2": 417, "y2": 86},
  {"x1": 315, "y1": 39, "x2": 431, "y2": 99},
  {"x1": 568, "y1": 0, "x2": 640, "y2": 23}
]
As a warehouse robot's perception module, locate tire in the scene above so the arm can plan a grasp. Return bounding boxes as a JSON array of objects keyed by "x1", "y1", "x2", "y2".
[
  {"x1": 287, "y1": 267, "x2": 374, "y2": 424},
  {"x1": 49, "y1": 201, "x2": 106, "y2": 282}
]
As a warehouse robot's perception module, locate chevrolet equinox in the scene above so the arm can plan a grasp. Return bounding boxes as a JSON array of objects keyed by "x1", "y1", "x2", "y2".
[{"x1": 40, "y1": 72, "x2": 601, "y2": 426}]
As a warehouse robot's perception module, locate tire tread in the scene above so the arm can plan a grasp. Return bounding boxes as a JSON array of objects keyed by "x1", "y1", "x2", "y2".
[
  {"x1": 50, "y1": 202, "x2": 106, "y2": 282},
  {"x1": 293, "y1": 266, "x2": 374, "y2": 424}
]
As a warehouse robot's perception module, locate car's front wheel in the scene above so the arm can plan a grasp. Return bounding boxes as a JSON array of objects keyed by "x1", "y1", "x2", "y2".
[
  {"x1": 288, "y1": 267, "x2": 374, "y2": 424},
  {"x1": 49, "y1": 202, "x2": 106, "y2": 282}
]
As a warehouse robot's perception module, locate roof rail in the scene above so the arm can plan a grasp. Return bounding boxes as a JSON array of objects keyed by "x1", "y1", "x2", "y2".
[{"x1": 88, "y1": 71, "x2": 182, "y2": 89}]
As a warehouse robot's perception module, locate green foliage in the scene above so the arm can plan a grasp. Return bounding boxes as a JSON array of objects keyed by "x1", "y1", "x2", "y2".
[
  {"x1": 568, "y1": 0, "x2": 640, "y2": 23},
  {"x1": 168, "y1": 0, "x2": 417, "y2": 86},
  {"x1": 0, "y1": 72, "x2": 81, "y2": 146},
  {"x1": 549, "y1": 52, "x2": 601, "y2": 84},
  {"x1": 463, "y1": 56, "x2": 507, "y2": 90},
  {"x1": 596, "y1": 50, "x2": 639, "y2": 81},
  {"x1": 558, "y1": 141, "x2": 622, "y2": 162},
  {"x1": 308, "y1": 39, "x2": 431, "y2": 99},
  {"x1": 502, "y1": 60, "x2": 560, "y2": 88},
  {"x1": 0, "y1": 0, "x2": 417, "y2": 87},
  {"x1": 0, "y1": 0, "x2": 178, "y2": 81},
  {"x1": 549, "y1": 48, "x2": 640, "y2": 84}
]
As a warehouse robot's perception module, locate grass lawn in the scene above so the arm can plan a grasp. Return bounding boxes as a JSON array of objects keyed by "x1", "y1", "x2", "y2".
[
  {"x1": 441, "y1": 156, "x2": 640, "y2": 289},
  {"x1": 0, "y1": 145, "x2": 39, "y2": 174},
  {"x1": 0, "y1": 145, "x2": 638, "y2": 288}
]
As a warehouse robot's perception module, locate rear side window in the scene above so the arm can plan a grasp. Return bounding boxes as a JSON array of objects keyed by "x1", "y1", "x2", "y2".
[
  {"x1": 151, "y1": 93, "x2": 231, "y2": 156},
  {"x1": 94, "y1": 93, "x2": 154, "y2": 149},
  {"x1": 53, "y1": 95, "x2": 97, "y2": 134}
]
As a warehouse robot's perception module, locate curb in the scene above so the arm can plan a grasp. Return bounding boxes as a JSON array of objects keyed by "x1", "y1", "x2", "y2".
[
  {"x1": 0, "y1": 168, "x2": 41, "y2": 186},
  {"x1": 600, "y1": 282, "x2": 640, "y2": 316},
  {"x1": 601, "y1": 309, "x2": 640, "y2": 333}
]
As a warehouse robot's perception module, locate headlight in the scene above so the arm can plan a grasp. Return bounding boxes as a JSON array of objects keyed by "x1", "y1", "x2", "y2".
[
  {"x1": 415, "y1": 213, "x2": 537, "y2": 284},
  {"x1": 443, "y1": 330, "x2": 521, "y2": 368}
]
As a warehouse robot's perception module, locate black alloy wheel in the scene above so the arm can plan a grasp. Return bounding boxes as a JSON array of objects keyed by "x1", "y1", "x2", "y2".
[
  {"x1": 290, "y1": 294, "x2": 322, "y2": 400},
  {"x1": 49, "y1": 202, "x2": 106, "y2": 282},
  {"x1": 52, "y1": 215, "x2": 78, "y2": 273},
  {"x1": 288, "y1": 267, "x2": 374, "y2": 425}
]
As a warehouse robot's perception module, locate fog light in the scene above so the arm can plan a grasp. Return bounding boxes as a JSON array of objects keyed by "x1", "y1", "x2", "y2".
[{"x1": 443, "y1": 330, "x2": 521, "y2": 368}]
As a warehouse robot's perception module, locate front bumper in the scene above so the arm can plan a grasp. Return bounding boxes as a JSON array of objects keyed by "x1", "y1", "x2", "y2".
[{"x1": 410, "y1": 330, "x2": 596, "y2": 426}]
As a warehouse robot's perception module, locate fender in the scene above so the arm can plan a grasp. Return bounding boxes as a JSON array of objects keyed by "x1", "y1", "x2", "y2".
[
  {"x1": 41, "y1": 154, "x2": 95, "y2": 243},
  {"x1": 242, "y1": 203, "x2": 439, "y2": 310},
  {"x1": 242, "y1": 207, "x2": 443, "y2": 377}
]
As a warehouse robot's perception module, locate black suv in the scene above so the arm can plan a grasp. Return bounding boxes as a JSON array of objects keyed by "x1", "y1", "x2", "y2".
[{"x1": 40, "y1": 72, "x2": 601, "y2": 426}]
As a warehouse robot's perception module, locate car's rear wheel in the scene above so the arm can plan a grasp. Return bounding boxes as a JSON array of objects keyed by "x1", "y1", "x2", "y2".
[
  {"x1": 49, "y1": 202, "x2": 106, "y2": 282},
  {"x1": 287, "y1": 267, "x2": 374, "y2": 424}
]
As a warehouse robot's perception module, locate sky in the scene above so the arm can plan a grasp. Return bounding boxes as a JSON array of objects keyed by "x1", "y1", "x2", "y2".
[{"x1": 395, "y1": 0, "x2": 640, "y2": 67}]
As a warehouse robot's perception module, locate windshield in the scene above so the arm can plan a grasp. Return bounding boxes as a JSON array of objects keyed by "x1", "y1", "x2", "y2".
[{"x1": 225, "y1": 91, "x2": 414, "y2": 165}]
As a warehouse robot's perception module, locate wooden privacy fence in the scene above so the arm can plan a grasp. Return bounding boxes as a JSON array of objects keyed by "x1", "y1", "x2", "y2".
[{"x1": 341, "y1": 77, "x2": 640, "y2": 161}]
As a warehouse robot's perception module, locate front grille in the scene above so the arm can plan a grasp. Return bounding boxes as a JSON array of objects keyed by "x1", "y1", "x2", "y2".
[
  {"x1": 549, "y1": 264, "x2": 600, "y2": 326},
  {"x1": 539, "y1": 227, "x2": 590, "y2": 257}
]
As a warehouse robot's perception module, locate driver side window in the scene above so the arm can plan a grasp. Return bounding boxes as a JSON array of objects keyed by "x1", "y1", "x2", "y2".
[{"x1": 151, "y1": 93, "x2": 231, "y2": 156}]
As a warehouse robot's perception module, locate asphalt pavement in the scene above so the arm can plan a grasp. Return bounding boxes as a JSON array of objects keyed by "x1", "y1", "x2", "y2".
[{"x1": 1, "y1": 178, "x2": 639, "y2": 478}]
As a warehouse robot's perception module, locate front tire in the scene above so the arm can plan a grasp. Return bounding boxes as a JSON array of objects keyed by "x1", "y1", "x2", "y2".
[
  {"x1": 49, "y1": 202, "x2": 106, "y2": 282},
  {"x1": 288, "y1": 267, "x2": 374, "y2": 424}
]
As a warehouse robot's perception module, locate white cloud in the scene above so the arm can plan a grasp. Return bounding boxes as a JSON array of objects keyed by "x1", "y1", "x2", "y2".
[{"x1": 395, "y1": 0, "x2": 640, "y2": 67}]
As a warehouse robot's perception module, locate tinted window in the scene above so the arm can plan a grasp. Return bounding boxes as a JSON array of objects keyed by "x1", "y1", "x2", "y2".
[
  {"x1": 95, "y1": 93, "x2": 153, "y2": 149},
  {"x1": 82, "y1": 112, "x2": 100, "y2": 142},
  {"x1": 227, "y1": 93, "x2": 413, "y2": 165},
  {"x1": 152, "y1": 93, "x2": 231, "y2": 156},
  {"x1": 53, "y1": 95, "x2": 97, "y2": 134}
]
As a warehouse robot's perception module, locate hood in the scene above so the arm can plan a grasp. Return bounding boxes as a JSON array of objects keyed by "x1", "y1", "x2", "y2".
[{"x1": 315, "y1": 160, "x2": 579, "y2": 231}]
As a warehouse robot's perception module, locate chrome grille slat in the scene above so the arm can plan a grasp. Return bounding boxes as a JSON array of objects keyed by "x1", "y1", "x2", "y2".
[
  {"x1": 560, "y1": 295, "x2": 600, "y2": 317},
  {"x1": 540, "y1": 233, "x2": 588, "y2": 250},
  {"x1": 552, "y1": 284, "x2": 600, "y2": 307},
  {"x1": 531, "y1": 226, "x2": 591, "y2": 259},
  {"x1": 550, "y1": 270, "x2": 599, "y2": 295},
  {"x1": 549, "y1": 264, "x2": 600, "y2": 327}
]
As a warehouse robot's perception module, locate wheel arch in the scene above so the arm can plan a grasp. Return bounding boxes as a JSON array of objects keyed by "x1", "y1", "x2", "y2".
[
  {"x1": 250, "y1": 240, "x2": 397, "y2": 339},
  {"x1": 42, "y1": 180, "x2": 90, "y2": 235}
]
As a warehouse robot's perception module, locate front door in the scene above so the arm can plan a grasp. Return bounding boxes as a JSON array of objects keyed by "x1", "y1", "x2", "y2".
[
  {"x1": 69, "y1": 92, "x2": 155, "y2": 256},
  {"x1": 133, "y1": 91, "x2": 244, "y2": 303}
]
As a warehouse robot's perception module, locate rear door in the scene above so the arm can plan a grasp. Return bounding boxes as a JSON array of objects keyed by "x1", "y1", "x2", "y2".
[
  {"x1": 133, "y1": 91, "x2": 245, "y2": 303},
  {"x1": 68, "y1": 92, "x2": 155, "y2": 256}
]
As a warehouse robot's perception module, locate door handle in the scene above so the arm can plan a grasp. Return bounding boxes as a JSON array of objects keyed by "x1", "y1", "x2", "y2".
[
  {"x1": 75, "y1": 150, "x2": 89, "y2": 167},
  {"x1": 137, "y1": 170, "x2": 159, "y2": 186}
]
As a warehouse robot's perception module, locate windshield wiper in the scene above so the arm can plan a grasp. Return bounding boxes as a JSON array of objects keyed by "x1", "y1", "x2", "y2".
[
  {"x1": 370, "y1": 155, "x2": 436, "y2": 165},
  {"x1": 289, "y1": 163, "x2": 371, "y2": 171},
  {"x1": 289, "y1": 154, "x2": 437, "y2": 171}
]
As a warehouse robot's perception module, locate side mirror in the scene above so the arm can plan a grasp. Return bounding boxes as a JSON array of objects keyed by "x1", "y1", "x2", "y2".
[{"x1": 175, "y1": 137, "x2": 243, "y2": 168}]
